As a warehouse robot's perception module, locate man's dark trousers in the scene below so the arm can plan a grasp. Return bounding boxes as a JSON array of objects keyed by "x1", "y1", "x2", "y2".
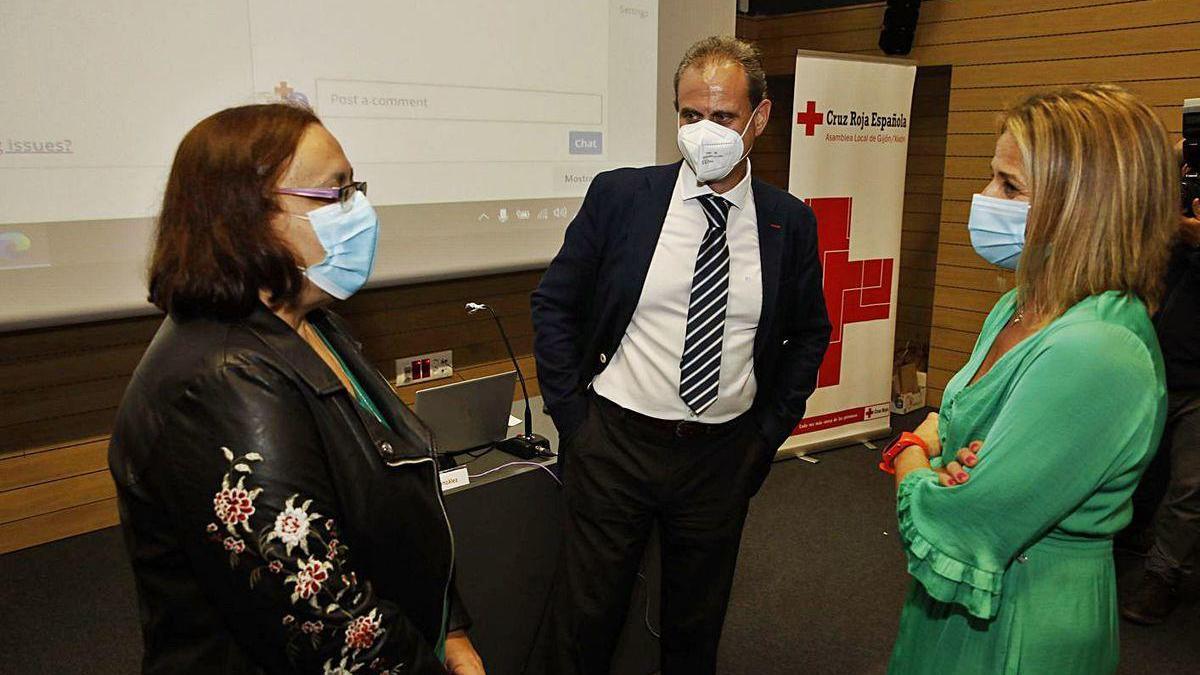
[{"x1": 546, "y1": 394, "x2": 772, "y2": 675}]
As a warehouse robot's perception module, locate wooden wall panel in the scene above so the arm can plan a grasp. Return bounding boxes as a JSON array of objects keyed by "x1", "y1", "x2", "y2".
[
  {"x1": 0, "y1": 470, "x2": 115, "y2": 526},
  {"x1": 0, "y1": 269, "x2": 544, "y2": 552},
  {"x1": 0, "y1": 499, "x2": 120, "y2": 556},
  {"x1": 741, "y1": 0, "x2": 1200, "y2": 405},
  {"x1": 0, "y1": 439, "x2": 108, "y2": 493}
]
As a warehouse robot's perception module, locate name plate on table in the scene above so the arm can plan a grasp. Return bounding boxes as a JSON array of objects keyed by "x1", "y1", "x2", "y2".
[{"x1": 440, "y1": 466, "x2": 470, "y2": 491}]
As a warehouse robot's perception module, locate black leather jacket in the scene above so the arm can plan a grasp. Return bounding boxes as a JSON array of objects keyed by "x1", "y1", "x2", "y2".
[{"x1": 109, "y1": 305, "x2": 467, "y2": 674}]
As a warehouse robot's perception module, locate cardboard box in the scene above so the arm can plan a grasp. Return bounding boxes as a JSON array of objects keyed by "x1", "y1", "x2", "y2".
[{"x1": 892, "y1": 370, "x2": 927, "y2": 415}]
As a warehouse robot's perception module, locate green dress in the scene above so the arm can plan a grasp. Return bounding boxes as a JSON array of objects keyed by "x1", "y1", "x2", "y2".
[{"x1": 888, "y1": 290, "x2": 1167, "y2": 674}]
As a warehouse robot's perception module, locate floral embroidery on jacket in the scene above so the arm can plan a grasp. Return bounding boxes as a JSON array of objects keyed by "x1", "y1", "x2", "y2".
[
  {"x1": 206, "y1": 446, "x2": 396, "y2": 672},
  {"x1": 324, "y1": 656, "x2": 364, "y2": 674},
  {"x1": 213, "y1": 447, "x2": 263, "y2": 532},
  {"x1": 344, "y1": 609, "x2": 383, "y2": 654},
  {"x1": 291, "y1": 557, "x2": 333, "y2": 603},
  {"x1": 268, "y1": 495, "x2": 321, "y2": 555}
]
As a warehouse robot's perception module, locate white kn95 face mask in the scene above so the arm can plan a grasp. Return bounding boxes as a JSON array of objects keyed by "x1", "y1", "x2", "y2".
[{"x1": 677, "y1": 105, "x2": 762, "y2": 183}]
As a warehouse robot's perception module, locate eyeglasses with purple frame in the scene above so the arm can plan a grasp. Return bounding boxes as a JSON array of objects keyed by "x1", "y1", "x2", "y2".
[{"x1": 276, "y1": 181, "x2": 367, "y2": 210}]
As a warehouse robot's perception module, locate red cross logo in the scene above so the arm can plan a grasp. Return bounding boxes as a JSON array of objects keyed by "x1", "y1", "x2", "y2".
[
  {"x1": 805, "y1": 197, "x2": 894, "y2": 388},
  {"x1": 796, "y1": 101, "x2": 824, "y2": 136}
]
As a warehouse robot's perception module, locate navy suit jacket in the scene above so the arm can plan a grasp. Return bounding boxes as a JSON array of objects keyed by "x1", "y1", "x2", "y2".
[{"x1": 531, "y1": 161, "x2": 831, "y2": 449}]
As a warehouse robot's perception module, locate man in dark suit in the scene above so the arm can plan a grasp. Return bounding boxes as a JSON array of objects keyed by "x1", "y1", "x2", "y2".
[{"x1": 531, "y1": 36, "x2": 830, "y2": 674}]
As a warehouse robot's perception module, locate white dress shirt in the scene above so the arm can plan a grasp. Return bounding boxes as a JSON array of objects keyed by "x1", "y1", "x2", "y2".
[{"x1": 591, "y1": 161, "x2": 763, "y2": 422}]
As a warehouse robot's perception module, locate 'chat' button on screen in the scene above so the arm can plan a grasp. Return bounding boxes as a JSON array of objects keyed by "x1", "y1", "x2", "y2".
[{"x1": 569, "y1": 131, "x2": 603, "y2": 155}]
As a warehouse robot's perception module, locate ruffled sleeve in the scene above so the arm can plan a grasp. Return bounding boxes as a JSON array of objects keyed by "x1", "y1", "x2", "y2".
[
  {"x1": 897, "y1": 469, "x2": 1003, "y2": 619},
  {"x1": 892, "y1": 319, "x2": 1163, "y2": 622}
]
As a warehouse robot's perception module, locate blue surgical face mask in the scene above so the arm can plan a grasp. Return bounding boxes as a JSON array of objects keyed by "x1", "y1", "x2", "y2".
[
  {"x1": 968, "y1": 193, "x2": 1029, "y2": 270},
  {"x1": 295, "y1": 191, "x2": 379, "y2": 300}
]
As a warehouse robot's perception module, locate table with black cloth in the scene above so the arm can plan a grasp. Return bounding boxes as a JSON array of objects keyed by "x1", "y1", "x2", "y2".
[{"x1": 443, "y1": 395, "x2": 660, "y2": 675}]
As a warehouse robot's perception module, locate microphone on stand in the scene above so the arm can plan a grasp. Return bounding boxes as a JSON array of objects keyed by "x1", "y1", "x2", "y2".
[{"x1": 466, "y1": 302, "x2": 551, "y2": 460}]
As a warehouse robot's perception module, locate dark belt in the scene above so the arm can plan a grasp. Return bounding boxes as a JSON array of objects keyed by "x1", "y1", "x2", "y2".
[{"x1": 593, "y1": 394, "x2": 746, "y2": 439}]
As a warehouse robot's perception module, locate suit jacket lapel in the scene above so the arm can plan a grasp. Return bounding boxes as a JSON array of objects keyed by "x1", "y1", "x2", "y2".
[
  {"x1": 616, "y1": 161, "x2": 679, "y2": 329},
  {"x1": 752, "y1": 178, "x2": 784, "y2": 358}
]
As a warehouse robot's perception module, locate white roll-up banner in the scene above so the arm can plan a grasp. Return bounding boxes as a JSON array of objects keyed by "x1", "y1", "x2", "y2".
[{"x1": 781, "y1": 51, "x2": 917, "y2": 454}]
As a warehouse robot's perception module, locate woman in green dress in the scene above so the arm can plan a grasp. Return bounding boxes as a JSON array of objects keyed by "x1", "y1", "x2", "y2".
[{"x1": 882, "y1": 85, "x2": 1179, "y2": 673}]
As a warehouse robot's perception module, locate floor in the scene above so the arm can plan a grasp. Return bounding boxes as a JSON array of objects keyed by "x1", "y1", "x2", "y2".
[{"x1": 2, "y1": 410, "x2": 1197, "y2": 674}]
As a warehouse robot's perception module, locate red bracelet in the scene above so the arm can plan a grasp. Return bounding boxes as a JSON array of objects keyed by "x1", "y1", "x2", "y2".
[{"x1": 879, "y1": 431, "x2": 929, "y2": 475}]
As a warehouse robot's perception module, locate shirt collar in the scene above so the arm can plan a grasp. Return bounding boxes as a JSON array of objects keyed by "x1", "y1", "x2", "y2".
[{"x1": 679, "y1": 159, "x2": 753, "y2": 210}]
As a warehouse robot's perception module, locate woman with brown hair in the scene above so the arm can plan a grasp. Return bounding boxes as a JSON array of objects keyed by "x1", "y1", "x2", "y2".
[
  {"x1": 109, "y1": 104, "x2": 484, "y2": 674},
  {"x1": 880, "y1": 85, "x2": 1177, "y2": 673}
]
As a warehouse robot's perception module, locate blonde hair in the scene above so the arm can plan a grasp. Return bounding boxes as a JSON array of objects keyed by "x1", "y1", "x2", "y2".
[{"x1": 1000, "y1": 84, "x2": 1177, "y2": 317}]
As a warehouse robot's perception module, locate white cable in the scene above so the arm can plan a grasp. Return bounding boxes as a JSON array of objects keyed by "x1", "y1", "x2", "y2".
[
  {"x1": 637, "y1": 572, "x2": 661, "y2": 639},
  {"x1": 467, "y1": 460, "x2": 562, "y2": 486}
]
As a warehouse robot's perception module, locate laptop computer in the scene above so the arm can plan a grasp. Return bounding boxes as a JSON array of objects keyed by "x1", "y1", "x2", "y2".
[{"x1": 415, "y1": 370, "x2": 518, "y2": 454}]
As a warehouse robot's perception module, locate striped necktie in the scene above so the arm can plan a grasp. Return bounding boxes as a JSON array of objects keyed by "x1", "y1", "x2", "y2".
[{"x1": 679, "y1": 193, "x2": 732, "y2": 415}]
